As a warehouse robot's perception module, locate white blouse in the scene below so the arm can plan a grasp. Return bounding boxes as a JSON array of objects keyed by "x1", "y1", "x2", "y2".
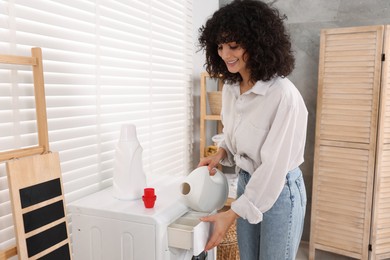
[{"x1": 219, "y1": 77, "x2": 308, "y2": 224}]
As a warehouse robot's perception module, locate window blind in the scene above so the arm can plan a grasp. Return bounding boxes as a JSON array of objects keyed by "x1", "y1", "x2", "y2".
[{"x1": 0, "y1": 0, "x2": 193, "y2": 254}]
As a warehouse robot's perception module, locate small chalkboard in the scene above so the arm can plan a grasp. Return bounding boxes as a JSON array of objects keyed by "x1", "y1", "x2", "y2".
[
  {"x1": 0, "y1": 48, "x2": 72, "y2": 259},
  {"x1": 6, "y1": 152, "x2": 72, "y2": 259}
]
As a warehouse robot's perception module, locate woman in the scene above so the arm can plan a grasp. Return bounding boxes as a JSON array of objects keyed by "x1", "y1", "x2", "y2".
[{"x1": 197, "y1": 0, "x2": 308, "y2": 259}]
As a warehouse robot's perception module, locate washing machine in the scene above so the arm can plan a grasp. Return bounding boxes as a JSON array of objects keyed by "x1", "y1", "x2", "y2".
[{"x1": 68, "y1": 174, "x2": 215, "y2": 260}]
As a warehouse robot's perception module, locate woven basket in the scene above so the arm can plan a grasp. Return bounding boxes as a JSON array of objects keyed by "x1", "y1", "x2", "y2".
[
  {"x1": 207, "y1": 91, "x2": 222, "y2": 115},
  {"x1": 205, "y1": 145, "x2": 218, "y2": 157},
  {"x1": 217, "y1": 222, "x2": 239, "y2": 260}
]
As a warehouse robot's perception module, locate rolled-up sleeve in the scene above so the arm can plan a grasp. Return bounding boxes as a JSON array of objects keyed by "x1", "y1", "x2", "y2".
[{"x1": 219, "y1": 139, "x2": 235, "y2": 167}]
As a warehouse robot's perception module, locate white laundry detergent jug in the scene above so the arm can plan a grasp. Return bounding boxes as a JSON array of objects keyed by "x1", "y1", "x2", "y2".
[
  {"x1": 181, "y1": 166, "x2": 229, "y2": 212},
  {"x1": 113, "y1": 124, "x2": 147, "y2": 200}
]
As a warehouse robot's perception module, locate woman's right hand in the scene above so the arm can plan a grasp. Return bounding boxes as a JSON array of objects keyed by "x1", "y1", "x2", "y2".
[{"x1": 197, "y1": 148, "x2": 227, "y2": 175}]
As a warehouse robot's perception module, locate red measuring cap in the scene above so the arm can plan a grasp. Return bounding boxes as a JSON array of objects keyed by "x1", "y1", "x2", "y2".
[{"x1": 142, "y1": 188, "x2": 157, "y2": 208}]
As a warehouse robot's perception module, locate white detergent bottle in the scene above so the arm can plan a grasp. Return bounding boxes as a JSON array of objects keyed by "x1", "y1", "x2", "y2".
[
  {"x1": 181, "y1": 166, "x2": 229, "y2": 212},
  {"x1": 113, "y1": 124, "x2": 147, "y2": 200}
]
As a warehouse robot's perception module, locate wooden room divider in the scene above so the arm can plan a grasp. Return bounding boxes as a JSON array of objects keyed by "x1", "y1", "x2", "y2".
[{"x1": 310, "y1": 25, "x2": 390, "y2": 260}]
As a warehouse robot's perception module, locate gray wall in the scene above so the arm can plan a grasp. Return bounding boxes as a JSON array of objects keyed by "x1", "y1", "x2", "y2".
[
  {"x1": 272, "y1": 0, "x2": 390, "y2": 243},
  {"x1": 213, "y1": 0, "x2": 390, "y2": 245}
]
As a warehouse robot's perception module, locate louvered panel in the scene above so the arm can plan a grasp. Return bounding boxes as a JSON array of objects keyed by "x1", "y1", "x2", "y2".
[
  {"x1": 311, "y1": 25, "x2": 387, "y2": 260},
  {"x1": 318, "y1": 29, "x2": 379, "y2": 144},
  {"x1": 371, "y1": 25, "x2": 390, "y2": 259},
  {"x1": 384, "y1": 89, "x2": 390, "y2": 143},
  {"x1": 383, "y1": 28, "x2": 390, "y2": 144},
  {"x1": 373, "y1": 148, "x2": 390, "y2": 254},
  {"x1": 384, "y1": 91, "x2": 390, "y2": 143},
  {"x1": 313, "y1": 145, "x2": 371, "y2": 256}
]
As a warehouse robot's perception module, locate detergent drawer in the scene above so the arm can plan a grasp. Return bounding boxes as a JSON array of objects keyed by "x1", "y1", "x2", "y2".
[{"x1": 167, "y1": 211, "x2": 211, "y2": 255}]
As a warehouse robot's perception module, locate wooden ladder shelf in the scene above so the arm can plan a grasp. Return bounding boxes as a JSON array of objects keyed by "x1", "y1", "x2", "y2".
[{"x1": 0, "y1": 48, "x2": 72, "y2": 260}]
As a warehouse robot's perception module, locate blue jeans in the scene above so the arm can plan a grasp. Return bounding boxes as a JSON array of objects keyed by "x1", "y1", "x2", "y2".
[{"x1": 236, "y1": 167, "x2": 306, "y2": 260}]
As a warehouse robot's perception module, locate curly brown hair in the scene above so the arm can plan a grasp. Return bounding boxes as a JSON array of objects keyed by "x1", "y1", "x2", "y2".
[{"x1": 198, "y1": 0, "x2": 295, "y2": 84}]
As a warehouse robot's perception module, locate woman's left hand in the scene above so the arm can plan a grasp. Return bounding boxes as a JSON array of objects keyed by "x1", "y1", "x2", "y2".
[{"x1": 200, "y1": 209, "x2": 238, "y2": 251}]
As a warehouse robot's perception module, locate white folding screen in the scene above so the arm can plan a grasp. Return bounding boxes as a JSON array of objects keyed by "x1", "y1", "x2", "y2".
[{"x1": 0, "y1": 0, "x2": 193, "y2": 253}]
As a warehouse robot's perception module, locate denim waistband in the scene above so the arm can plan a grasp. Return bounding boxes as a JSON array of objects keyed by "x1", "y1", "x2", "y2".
[
  {"x1": 239, "y1": 167, "x2": 302, "y2": 185},
  {"x1": 286, "y1": 167, "x2": 302, "y2": 185}
]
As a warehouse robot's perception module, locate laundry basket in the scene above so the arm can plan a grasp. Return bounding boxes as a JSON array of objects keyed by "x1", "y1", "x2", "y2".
[
  {"x1": 205, "y1": 145, "x2": 218, "y2": 157},
  {"x1": 207, "y1": 91, "x2": 222, "y2": 115},
  {"x1": 217, "y1": 222, "x2": 239, "y2": 259}
]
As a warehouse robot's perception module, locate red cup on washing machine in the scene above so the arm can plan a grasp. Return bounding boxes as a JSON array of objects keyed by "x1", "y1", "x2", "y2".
[{"x1": 142, "y1": 188, "x2": 156, "y2": 208}]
